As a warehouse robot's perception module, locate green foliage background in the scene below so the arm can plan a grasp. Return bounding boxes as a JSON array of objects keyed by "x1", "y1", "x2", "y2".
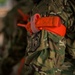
[{"x1": 0, "y1": 0, "x2": 6, "y2": 4}]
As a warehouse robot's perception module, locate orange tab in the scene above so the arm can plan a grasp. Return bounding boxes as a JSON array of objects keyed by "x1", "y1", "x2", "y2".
[
  {"x1": 18, "y1": 9, "x2": 29, "y2": 21},
  {"x1": 17, "y1": 22, "x2": 32, "y2": 34},
  {"x1": 35, "y1": 16, "x2": 61, "y2": 29}
]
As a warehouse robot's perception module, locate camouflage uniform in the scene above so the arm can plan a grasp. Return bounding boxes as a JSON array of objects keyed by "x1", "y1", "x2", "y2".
[
  {"x1": 20, "y1": 0, "x2": 75, "y2": 75},
  {"x1": 1, "y1": 0, "x2": 75, "y2": 75}
]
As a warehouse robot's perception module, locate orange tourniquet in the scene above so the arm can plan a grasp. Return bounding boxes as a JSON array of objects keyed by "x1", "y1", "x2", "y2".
[{"x1": 17, "y1": 16, "x2": 66, "y2": 36}]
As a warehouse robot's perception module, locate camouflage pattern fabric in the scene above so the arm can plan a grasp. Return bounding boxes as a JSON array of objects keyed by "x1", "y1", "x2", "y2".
[
  {"x1": 1, "y1": 0, "x2": 75, "y2": 75},
  {"x1": 20, "y1": 0, "x2": 75, "y2": 75},
  {"x1": 21, "y1": 30, "x2": 66, "y2": 75}
]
